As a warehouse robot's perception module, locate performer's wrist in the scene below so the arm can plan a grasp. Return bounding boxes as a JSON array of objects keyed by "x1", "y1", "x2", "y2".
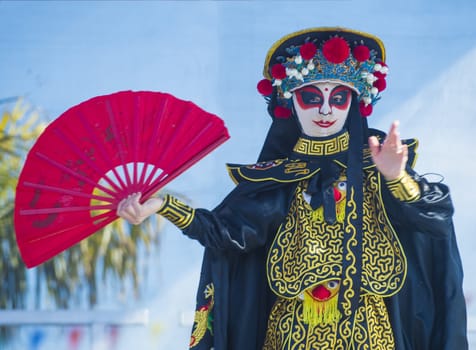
[
  {"x1": 156, "y1": 194, "x2": 195, "y2": 230},
  {"x1": 385, "y1": 171, "x2": 420, "y2": 202}
]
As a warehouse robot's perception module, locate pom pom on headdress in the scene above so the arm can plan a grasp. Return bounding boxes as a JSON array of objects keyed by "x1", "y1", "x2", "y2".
[
  {"x1": 274, "y1": 106, "x2": 292, "y2": 119},
  {"x1": 353, "y1": 45, "x2": 371, "y2": 62},
  {"x1": 359, "y1": 101, "x2": 373, "y2": 117},
  {"x1": 322, "y1": 37, "x2": 350, "y2": 64},
  {"x1": 257, "y1": 79, "x2": 273, "y2": 96},
  {"x1": 271, "y1": 63, "x2": 287, "y2": 79},
  {"x1": 373, "y1": 78, "x2": 387, "y2": 92},
  {"x1": 300, "y1": 42, "x2": 318, "y2": 60}
]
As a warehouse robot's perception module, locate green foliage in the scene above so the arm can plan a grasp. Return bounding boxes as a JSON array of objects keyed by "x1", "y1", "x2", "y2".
[{"x1": 0, "y1": 98, "x2": 161, "y2": 313}]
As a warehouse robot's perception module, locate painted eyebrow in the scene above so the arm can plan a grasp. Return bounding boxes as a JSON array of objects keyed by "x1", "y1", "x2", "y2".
[
  {"x1": 298, "y1": 85, "x2": 321, "y2": 94},
  {"x1": 299, "y1": 85, "x2": 349, "y2": 94},
  {"x1": 330, "y1": 85, "x2": 351, "y2": 95}
]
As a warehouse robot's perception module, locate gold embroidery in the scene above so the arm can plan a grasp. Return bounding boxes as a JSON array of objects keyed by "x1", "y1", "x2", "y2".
[
  {"x1": 341, "y1": 186, "x2": 358, "y2": 320},
  {"x1": 264, "y1": 169, "x2": 404, "y2": 349},
  {"x1": 386, "y1": 171, "x2": 420, "y2": 202},
  {"x1": 266, "y1": 175, "x2": 406, "y2": 300},
  {"x1": 363, "y1": 172, "x2": 407, "y2": 295},
  {"x1": 157, "y1": 195, "x2": 195, "y2": 230},
  {"x1": 190, "y1": 284, "x2": 214, "y2": 348},
  {"x1": 293, "y1": 131, "x2": 349, "y2": 156},
  {"x1": 284, "y1": 162, "x2": 310, "y2": 176},
  {"x1": 263, "y1": 295, "x2": 395, "y2": 349}
]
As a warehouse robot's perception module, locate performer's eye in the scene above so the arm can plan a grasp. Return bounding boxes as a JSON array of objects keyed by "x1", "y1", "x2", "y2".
[
  {"x1": 300, "y1": 91, "x2": 323, "y2": 106},
  {"x1": 295, "y1": 86, "x2": 324, "y2": 109},
  {"x1": 337, "y1": 181, "x2": 346, "y2": 190},
  {"x1": 329, "y1": 86, "x2": 352, "y2": 108},
  {"x1": 327, "y1": 280, "x2": 339, "y2": 289},
  {"x1": 330, "y1": 91, "x2": 349, "y2": 106}
]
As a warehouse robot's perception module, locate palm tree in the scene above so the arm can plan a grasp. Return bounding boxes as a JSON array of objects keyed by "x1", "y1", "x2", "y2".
[{"x1": 0, "y1": 98, "x2": 161, "y2": 327}]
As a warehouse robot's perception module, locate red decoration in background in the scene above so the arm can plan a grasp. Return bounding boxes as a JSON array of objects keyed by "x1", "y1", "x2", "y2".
[
  {"x1": 14, "y1": 91, "x2": 230, "y2": 267},
  {"x1": 68, "y1": 328, "x2": 82, "y2": 350},
  {"x1": 271, "y1": 63, "x2": 287, "y2": 79},
  {"x1": 322, "y1": 37, "x2": 350, "y2": 64},
  {"x1": 300, "y1": 42, "x2": 317, "y2": 60},
  {"x1": 108, "y1": 326, "x2": 119, "y2": 349},
  {"x1": 359, "y1": 101, "x2": 373, "y2": 117},
  {"x1": 257, "y1": 79, "x2": 273, "y2": 96},
  {"x1": 352, "y1": 45, "x2": 370, "y2": 62},
  {"x1": 274, "y1": 106, "x2": 292, "y2": 119}
]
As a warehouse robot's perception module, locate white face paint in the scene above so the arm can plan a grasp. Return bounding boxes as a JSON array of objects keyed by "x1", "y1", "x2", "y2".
[{"x1": 292, "y1": 82, "x2": 353, "y2": 137}]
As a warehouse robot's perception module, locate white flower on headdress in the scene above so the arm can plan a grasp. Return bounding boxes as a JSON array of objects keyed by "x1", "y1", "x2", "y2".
[
  {"x1": 301, "y1": 67, "x2": 309, "y2": 75},
  {"x1": 273, "y1": 79, "x2": 282, "y2": 86},
  {"x1": 371, "y1": 87, "x2": 379, "y2": 96},
  {"x1": 381, "y1": 66, "x2": 389, "y2": 74},
  {"x1": 307, "y1": 62, "x2": 315, "y2": 70},
  {"x1": 283, "y1": 91, "x2": 293, "y2": 99},
  {"x1": 286, "y1": 68, "x2": 299, "y2": 77},
  {"x1": 295, "y1": 55, "x2": 303, "y2": 64},
  {"x1": 366, "y1": 73, "x2": 377, "y2": 84},
  {"x1": 373, "y1": 63, "x2": 382, "y2": 72},
  {"x1": 362, "y1": 96, "x2": 372, "y2": 105}
]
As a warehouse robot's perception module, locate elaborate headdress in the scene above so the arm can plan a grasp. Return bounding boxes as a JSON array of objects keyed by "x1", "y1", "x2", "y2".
[{"x1": 257, "y1": 27, "x2": 387, "y2": 119}]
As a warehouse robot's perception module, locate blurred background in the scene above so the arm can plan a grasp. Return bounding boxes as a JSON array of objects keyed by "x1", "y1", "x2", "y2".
[{"x1": 0, "y1": 0, "x2": 475, "y2": 349}]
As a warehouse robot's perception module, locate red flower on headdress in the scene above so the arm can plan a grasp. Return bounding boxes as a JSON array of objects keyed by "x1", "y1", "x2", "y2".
[
  {"x1": 274, "y1": 106, "x2": 292, "y2": 119},
  {"x1": 322, "y1": 37, "x2": 350, "y2": 64},
  {"x1": 271, "y1": 63, "x2": 287, "y2": 79},
  {"x1": 359, "y1": 101, "x2": 373, "y2": 117},
  {"x1": 300, "y1": 42, "x2": 317, "y2": 60},
  {"x1": 353, "y1": 45, "x2": 370, "y2": 62},
  {"x1": 257, "y1": 79, "x2": 273, "y2": 96},
  {"x1": 373, "y1": 78, "x2": 387, "y2": 92}
]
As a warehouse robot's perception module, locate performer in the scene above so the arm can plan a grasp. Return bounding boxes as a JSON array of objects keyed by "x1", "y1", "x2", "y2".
[{"x1": 117, "y1": 27, "x2": 467, "y2": 349}]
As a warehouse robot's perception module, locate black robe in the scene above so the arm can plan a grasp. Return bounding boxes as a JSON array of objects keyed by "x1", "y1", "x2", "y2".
[{"x1": 181, "y1": 142, "x2": 467, "y2": 350}]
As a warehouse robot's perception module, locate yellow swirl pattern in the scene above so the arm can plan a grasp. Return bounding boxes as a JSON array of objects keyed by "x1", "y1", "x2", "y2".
[
  {"x1": 267, "y1": 171, "x2": 406, "y2": 299},
  {"x1": 265, "y1": 169, "x2": 406, "y2": 347},
  {"x1": 263, "y1": 295, "x2": 394, "y2": 349}
]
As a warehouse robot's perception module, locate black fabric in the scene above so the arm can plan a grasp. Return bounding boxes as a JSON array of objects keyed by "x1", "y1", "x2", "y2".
[
  {"x1": 382, "y1": 173, "x2": 468, "y2": 349},
  {"x1": 184, "y1": 123, "x2": 467, "y2": 349},
  {"x1": 183, "y1": 164, "x2": 467, "y2": 350}
]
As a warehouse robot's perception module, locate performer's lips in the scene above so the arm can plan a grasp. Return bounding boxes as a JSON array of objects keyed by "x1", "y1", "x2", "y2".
[{"x1": 314, "y1": 120, "x2": 336, "y2": 128}]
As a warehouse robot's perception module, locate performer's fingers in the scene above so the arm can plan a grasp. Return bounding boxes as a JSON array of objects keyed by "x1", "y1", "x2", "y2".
[
  {"x1": 131, "y1": 193, "x2": 142, "y2": 218},
  {"x1": 386, "y1": 120, "x2": 400, "y2": 147},
  {"x1": 368, "y1": 136, "x2": 381, "y2": 158}
]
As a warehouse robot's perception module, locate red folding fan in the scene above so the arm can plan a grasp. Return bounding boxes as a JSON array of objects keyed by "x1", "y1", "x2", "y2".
[{"x1": 14, "y1": 91, "x2": 230, "y2": 267}]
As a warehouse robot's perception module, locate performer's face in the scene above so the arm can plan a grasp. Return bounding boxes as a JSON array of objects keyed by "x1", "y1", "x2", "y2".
[{"x1": 293, "y1": 82, "x2": 352, "y2": 137}]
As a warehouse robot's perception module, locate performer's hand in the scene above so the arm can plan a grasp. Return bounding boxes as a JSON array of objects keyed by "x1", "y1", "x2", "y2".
[
  {"x1": 368, "y1": 120, "x2": 408, "y2": 181},
  {"x1": 116, "y1": 192, "x2": 164, "y2": 225}
]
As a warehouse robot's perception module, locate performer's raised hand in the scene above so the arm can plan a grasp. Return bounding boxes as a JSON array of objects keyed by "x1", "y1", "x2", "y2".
[
  {"x1": 117, "y1": 192, "x2": 164, "y2": 225},
  {"x1": 368, "y1": 120, "x2": 408, "y2": 181}
]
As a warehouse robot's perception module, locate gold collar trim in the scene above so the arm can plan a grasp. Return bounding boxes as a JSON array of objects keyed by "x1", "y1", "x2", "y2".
[{"x1": 293, "y1": 132, "x2": 349, "y2": 156}]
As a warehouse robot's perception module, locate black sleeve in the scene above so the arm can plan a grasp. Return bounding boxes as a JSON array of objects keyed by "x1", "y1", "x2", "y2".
[
  {"x1": 383, "y1": 169, "x2": 468, "y2": 349},
  {"x1": 382, "y1": 169, "x2": 454, "y2": 239},
  {"x1": 183, "y1": 181, "x2": 292, "y2": 252}
]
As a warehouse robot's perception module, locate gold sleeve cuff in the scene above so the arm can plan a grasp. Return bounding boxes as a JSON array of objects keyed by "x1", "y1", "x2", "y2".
[
  {"x1": 386, "y1": 171, "x2": 421, "y2": 202},
  {"x1": 156, "y1": 194, "x2": 195, "y2": 230}
]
